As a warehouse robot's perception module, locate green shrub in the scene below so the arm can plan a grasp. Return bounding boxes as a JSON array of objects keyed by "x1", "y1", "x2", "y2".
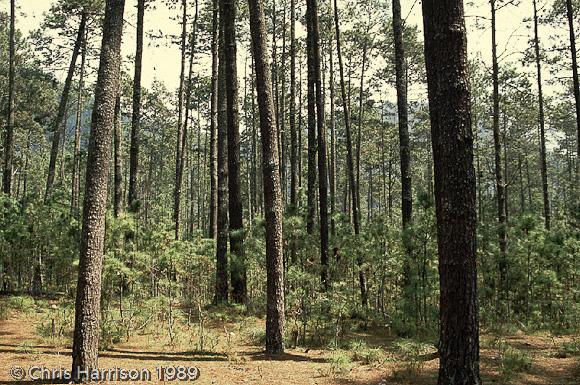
[{"x1": 501, "y1": 347, "x2": 532, "y2": 378}]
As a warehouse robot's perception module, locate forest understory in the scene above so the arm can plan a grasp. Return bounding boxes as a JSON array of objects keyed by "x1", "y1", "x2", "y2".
[{"x1": 0, "y1": 295, "x2": 578, "y2": 385}]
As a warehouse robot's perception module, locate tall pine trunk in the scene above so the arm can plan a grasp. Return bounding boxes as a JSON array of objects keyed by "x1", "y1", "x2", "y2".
[
  {"x1": 289, "y1": 0, "x2": 298, "y2": 207},
  {"x1": 46, "y1": 11, "x2": 87, "y2": 200},
  {"x1": 565, "y1": 0, "x2": 580, "y2": 191},
  {"x1": 221, "y1": 0, "x2": 246, "y2": 304},
  {"x1": 533, "y1": 0, "x2": 551, "y2": 230},
  {"x1": 3, "y1": 0, "x2": 16, "y2": 196},
  {"x1": 209, "y1": 0, "x2": 219, "y2": 239},
  {"x1": 421, "y1": 0, "x2": 481, "y2": 383},
  {"x1": 128, "y1": 0, "x2": 145, "y2": 211},
  {"x1": 333, "y1": 0, "x2": 366, "y2": 306},
  {"x1": 491, "y1": 0, "x2": 508, "y2": 302},
  {"x1": 247, "y1": 0, "x2": 285, "y2": 354},
  {"x1": 113, "y1": 94, "x2": 122, "y2": 218},
  {"x1": 71, "y1": 0, "x2": 125, "y2": 379}
]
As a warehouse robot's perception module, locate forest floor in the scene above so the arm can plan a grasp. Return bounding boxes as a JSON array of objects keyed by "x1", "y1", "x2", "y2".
[{"x1": 0, "y1": 298, "x2": 578, "y2": 385}]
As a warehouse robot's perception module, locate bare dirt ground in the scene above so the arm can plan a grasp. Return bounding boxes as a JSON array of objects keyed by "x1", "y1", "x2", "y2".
[{"x1": 0, "y1": 308, "x2": 578, "y2": 385}]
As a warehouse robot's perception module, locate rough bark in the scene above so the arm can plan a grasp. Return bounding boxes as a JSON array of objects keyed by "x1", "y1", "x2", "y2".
[
  {"x1": 333, "y1": 0, "x2": 366, "y2": 306},
  {"x1": 247, "y1": 0, "x2": 285, "y2": 354},
  {"x1": 3, "y1": 0, "x2": 16, "y2": 196},
  {"x1": 565, "y1": 0, "x2": 580, "y2": 191},
  {"x1": 128, "y1": 0, "x2": 145, "y2": 211},
  {"x1": 421, "y1": 1, "x2": 481, "y2": 383},
  {"x1": 533, "y1": 0, "x2": 551, "y2": 230},
  {"x1": 71, "y1": 0, "x2": 125, "y2": 380},
  {"x1": 221, "y1": 0, "x2": 246, "y2": 305},
  {"x1": 46, "y1": 11, "x2": 87, "y2": 200},
  {"x1": 289, "y1": 0, "x2": 298, "y2": 208}
]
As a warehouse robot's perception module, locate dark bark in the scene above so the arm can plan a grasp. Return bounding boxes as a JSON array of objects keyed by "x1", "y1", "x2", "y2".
[
  {"x1": 221, "y1": 0, "x2": 246, "y2": 304},
  {"x1": 46, "y1": 11, "x2": 87, "y2": 200},
  {"x1": 306, "y1": 0, "x2": 329, "y2": 289},
  {"x1": 71, "y1": 0, "x2": 125, "y2": 379},
  {"x1": 128, "y1": 0, "x2": 145, "y2": 211},
  {"x1": 491, "y1": 0, "x2": 508, "y2": 300},
  {"x1": 174, "y1": 0, "x2": 188, "y2": 240},
  {"x1": 113, "y1": 94, "x2": 122, "y2": 218},
  {"x1": 3, "y1": 0, "x2": 15, "y2": 196},
  {"x1": 215, "y1": 22, "x2": 229, "y2": 304},
  {"x1": 333, "y1": 0, "x2": 366, "y2": 306},
  {"x1": 306, "y1": 0, "x2": 317, "y2": 235},
  {"x1": 247, "y1": 0, "x2": 285, "y2": 354},
  {"x1": 392, "y1": 0, "x2": 412, "y2": 228},
  {"x1": 329, "y1": 7, "x2": 336, "y2": 236},
  {"x1": 532, "y1": 0, "x2": 551, "y2": 230},
  {"x1": 209, "y1": 0, "x2": 219, "y2": 239},
  {"x1": 289, "y1": 0, "x2": 298, "y2": 207},
  {"x1": 421, "y1": 1, "x2": 481, "y2": 383}
]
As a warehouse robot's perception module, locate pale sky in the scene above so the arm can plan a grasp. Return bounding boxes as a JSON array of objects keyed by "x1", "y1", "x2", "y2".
[{"x1": 0, "y1": 0, "x2": 569, "y2": 98}]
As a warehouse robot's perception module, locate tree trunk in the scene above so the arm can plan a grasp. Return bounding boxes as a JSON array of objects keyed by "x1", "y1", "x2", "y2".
[
  {"x1": 113, "y1": 94, "x2": 122, "y2": 218},
  {"x1": 71, "y1": 30, "x2": 87, "y2": 212},
  {"x1": 392, "y1": 0, "x2": 412, "y2": 228},
  {"x1": 215, "y1": 21, "x2": 229, "y2": 304},
  {"x1": 209, "y1": 0, "x2": 219, "y2": 239},
  {"x1": 128, "y1": 0, "x2": 145, "y2": 211},
  {"x1": 533, "y1": 0, "x2": 551, "y2": 230},
  {"x1": 247, "y1": 0, "x2": 285, "y2": 354},
  {"x1": 333, "y1": 0, "x2": 366, "y2": 306},
  {"x1": 565, "y1": 0, "x2": 580, "y2": 192},
  {"x1": 289, "y1": 0, "x2": 298, "y2": 208},
  {"x1": 306, "y1": 5, "x2": 317, "y2": 236},
  {"x1": 306, "y1": 0, "x2": 329, "y2": 289},
  {"x1": 174, "y1": 0, "x2": 188, "y2": 240},
  {"x1": 71, "y1": 0, "x2": 125, "y2": 379},
  {"x1": 221, "y1": 0, "x2": 246, "y2": 304},
  {"x1": 328, "y1": 3, "x2": 337, "y2": 236},
  {"x1": 491, "y1": 0, "x2": 508, "y2": 303},
  {"x1": 3, "y1": 0, "x2": 16, "y2": 196},
  {"x1": 46, "y1": 11, "x2": 87, "y2": 200},
  {"x1": 421, "y1": 1, "x2": 481, "y2": 383}
]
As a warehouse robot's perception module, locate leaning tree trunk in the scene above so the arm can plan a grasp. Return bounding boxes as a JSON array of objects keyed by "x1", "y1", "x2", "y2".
[
  {"x1": 215, "y1": 22, "x2": 230, "y2": 304},
  {"x1": 221, "y1": 0, "x2": 246, "y2": 304},
  {"x1": 113, "y1": 94, "x2": 123, "y2": 218},
  {"x1": 71, "y1": 30, "x2": 87, "y2": 212},
  {"x1": 533, "y1": 0, "x2": 551, "y2": 230},
  {"x1": 247, "y1": 0, "x2": 285, "y2": 355},
  {"x1": 307, "y1": 0, "x2": 329, "y2": 289},
  {"x1": 421, "y1": 0, "x2": 481, "y2": 384},
  {"x1": 173, "y1": 0, "x2": 188, "y2": 240},
  {"x1": 565, "y1": 0, "x2": 580, "y2": 192},
  {"x1": 333, "y1": 0, "x2": 366, "y2": 307},
  {"x1": 3, "y1": 0, "x2": 16, "y2": 196},
  {"x1": 209, "y1": 0, "x2": 219, "y2": 239},
  {"x1": 128, "y1": 0, "x2": 145, "y2": 211},
  {"x1": 71, "y1": 0, "x2": 125, "y2": 380},
  {"x1": 491, "y1": 0, "x2": 508, "y2": 303},
  {"x1": 46, "y1": 11, "x2": 87, "y2": 200}
]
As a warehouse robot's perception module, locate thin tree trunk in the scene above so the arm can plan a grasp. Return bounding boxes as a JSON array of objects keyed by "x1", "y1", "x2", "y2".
[
  {"x1": 71, "y1": 0, "x2": 125, "y2": 379},
  {"x1": 128, "y1": 0, "x2": 145, "y2": 211},
  {"x1": 328, "y1": 4, "x2": 336, "y2": 235},
  {"x1": 533, "y1": 0, "x2": 551, "y2": 230},
  {"x1": 113, "y1": 94, "x2": 122, "y2": 218},
  {"x1": 333, "y1": 0, "x2": 366, "y2": 306},
  {"x1": 71, "y1": 30, "x2": 87, "y2": 212},
  {"x1": 215, "y1": 21, "x2": 229, "y2": 304},
  {"x1": 46, "y1": 11, "x2": 88, "y2": 200},
  {"x1": 306, "y1": 5, "x2": 317, "y2": 235},
  {"x1": 3, "y1": 0, "x2": 16, "y2": 196},
  {"x1": 221, "y1": 0, "x2": 246, "y2": 304},
  {"x1": 247, "y1": 0, "x2": 285, "y2": 354},
  {"x1": 421, "y1": 0, "x2": 481, "y2": 383},
  {"x1": 565, "y1": 0, "x2": 580, "y2": 192},
  {"x1": 174, "y1": 0, "x2": 188, "y2": 240},
  {"x1": 289, "y1": 0, "x2": 298, "y2": 207},
  {"x1": 491, "y1": 0, "x2": 508, "y2": 303},
  {"x1": 209, "y1": 0, "x2": 219, "y2": 239}
]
